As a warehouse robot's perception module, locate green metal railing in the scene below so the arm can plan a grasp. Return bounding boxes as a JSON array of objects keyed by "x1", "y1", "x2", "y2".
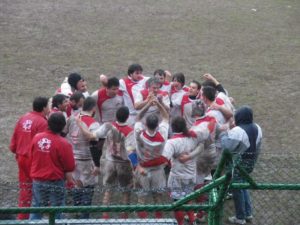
[{"x1": 0, "y1": 149, "x2": 299, "y2": 225}]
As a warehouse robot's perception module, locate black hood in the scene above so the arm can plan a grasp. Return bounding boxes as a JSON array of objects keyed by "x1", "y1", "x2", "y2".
[{"x1": 234, "y1": 106, "x2": 253, "y2": 126}]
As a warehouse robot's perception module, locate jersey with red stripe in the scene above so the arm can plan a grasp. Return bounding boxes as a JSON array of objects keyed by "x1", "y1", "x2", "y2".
[
  {"x1": 134, "y1": 121, "x2": 169, "y2": 164},
  {"x1": 191, "y1": 115, "x2": 217, "y2": 149},
  {"x1": 160, "y1": 81, "x2": 172, "y2": 94},
  {"x1": 170, "y1": 88, "x2": 187, "y2": 118},
  {"x1": 216, "y1": 92, "x2": 235, "y2": 112},
  {"x1": 97, "y1": 122, "x2": 136, "y2": 162},
  {"x1": 180, "y1": 95, "x2": 200, "y2": 129},
  {"x1": 65, "y1": 113, "x2": 100, "y2": 160},
  {"x1": 92, "y1": 88, "x2": 124, "y2": 124},
  {"x1": 134, "y1": 89, "x2": 170, "y2": 118},
  {"x1": 162, "y1": 130, "x2": 209, "y2": 180},
  {"x1": 119, "y1": 76, "x2": 149, "y2": 115}
]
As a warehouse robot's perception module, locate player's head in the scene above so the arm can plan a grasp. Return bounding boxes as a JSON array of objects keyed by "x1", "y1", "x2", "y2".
[
  {"x1": 147, "y1": 77, "x2": 161, "y2": 95},
  {"x1": 33, "y1": 97, "x2": 49, "y2": 112},
  {"x1": 82, "y1": 97, "x2": 96, "y2": 113},
  {"x1": 145, "y1": 114, "x2": 159, "y2": 131},
  {"x1": 48, "y1": 112, "x2": 66, "y2": 134},
  {"x1": 171, "y1": 116, "x2": 188, "y2": 135},
  {"x1": 201, "y1": 86, "x2": 216, "y2": 103},
  {"x1": 52, "y1": 94, "x2": 69, "y2": 112},
  {"x1": 192, "y1": 100, "x2": 206, "y2": 118},
  {"x1": 153, "y1": 69, "x2": 166, "y2": 84},
  {"x1": 202, "y1": 79, "x2": 217, "y2": 89},
  {"x1": 70, "y1": 92, "x2": 85, "y2": 110},
  {"x1": 68, "y1": 72, "x2": 85, "y2": 91},
  {"x1": 116, "y1": 106, "x2": 129, "y2": 123},
  {"x1": 189, "y1": 80, "x2": 201, "y2": 97},
  {"x1": 172, "y1": 73, "x2": 185, "y2": 89},
  {"x1": 128, "y1": 64, "x2": 143, "y2": 81},
  {"x1": 106, "y1": 77, "x2": 120, "y2": 97}
]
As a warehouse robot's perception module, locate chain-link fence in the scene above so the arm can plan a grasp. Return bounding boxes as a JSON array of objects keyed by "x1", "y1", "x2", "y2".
[{"x1": 0, "y1": 151, "x2": 299, "y2": 225}]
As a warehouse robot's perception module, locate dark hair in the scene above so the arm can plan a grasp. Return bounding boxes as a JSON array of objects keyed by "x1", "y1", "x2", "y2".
[
  {"x1": 116, "y1": 106, "x2": 129, "y2": 123},
  {"x1": 153, "y1": 69, "x2": 166, "y2": 77},
  {"x1": 107, "y1": 77, "x2": 120, "y2": 88},
  {"x1": 201, "y1": 86, "x2": 216, "y2": 102},
  {"x1": 172, "y1": 73, "x2": 185, "y2": 85},
  {"x1": 68, "y1": 73, "x2": 82, "y2": 89},
  {"x1": 82, "y1": 97, "x2": 96, "y2": 111},
  {"x1": 48, "y1": 113, "x2": 66, "y2": 133},
  {"x1": 52, "y1": 94, "x2": 67, "y2": 108},
  {"x1": 33, "y1": 97, "x2": 49, "y2": 112},
  {"x1": 190, "y1": 80, "x2": 201, "y2": 90},
  {"x1": 171, "y1": 116, "x2": 189, "y2": 136},
  {"x1": 202, "y1": 80, "x2": 216, "y2": 89},
  {"x1": 128, "y1": 64, "x2": 143, "y2": 76},
  {"x1": 146, "y1": 114, "x2": 159, "y2": 130},
  {"x1": 70, "y1": 92, "x2": 85, "y2": 103}
]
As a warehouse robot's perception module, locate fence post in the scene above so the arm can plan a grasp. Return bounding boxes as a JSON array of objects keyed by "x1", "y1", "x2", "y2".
[{"x1": 49, "y1": 212, "x2": 55, "y2": 225}]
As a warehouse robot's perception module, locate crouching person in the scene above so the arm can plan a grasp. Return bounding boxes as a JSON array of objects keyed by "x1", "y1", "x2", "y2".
[{"x1": 29, "y1": 113, "x2": 75, "y2": 220}]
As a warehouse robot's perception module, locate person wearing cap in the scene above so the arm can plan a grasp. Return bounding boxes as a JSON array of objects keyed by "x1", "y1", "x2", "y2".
[{"x1": 57, "y1": 72, "x2": 89, "y2": 98}]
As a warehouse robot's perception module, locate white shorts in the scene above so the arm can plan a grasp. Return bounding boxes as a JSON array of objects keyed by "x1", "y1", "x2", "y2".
[{"x1": 168, "y1": 175, "x2": 195, "y2": 200}]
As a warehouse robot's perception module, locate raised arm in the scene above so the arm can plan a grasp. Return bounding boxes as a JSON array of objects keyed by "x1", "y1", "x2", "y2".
[{"x1": 136, "y1": 100, "x2": 153, "y2": 121}]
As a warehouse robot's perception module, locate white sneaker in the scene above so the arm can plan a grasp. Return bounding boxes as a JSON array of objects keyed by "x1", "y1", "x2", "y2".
[
  {"x1": 228, "y1": 216, "x2": 246, "y2": 224},
  {"x1": 246, "y1": 215, "x2": 253, "y2": 222}
]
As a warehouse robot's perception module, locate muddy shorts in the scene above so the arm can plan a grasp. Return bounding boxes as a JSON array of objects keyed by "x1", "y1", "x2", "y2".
[
  {"x1": 134, "y1": 166, "x2": 166, "y2": 196},
  {"x1": 102, "y1": 160, "x2": 133, "y2": 189}
]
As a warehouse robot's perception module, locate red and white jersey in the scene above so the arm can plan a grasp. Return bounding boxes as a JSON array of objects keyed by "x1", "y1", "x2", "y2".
[
  {"x1": 134, "y1": 89, "x2": 170, "y2": 119},
  {"x1": 206, "y1": 101, "x2": 227, "y2": 148},
  {"x1": 160, "y1": 81, "x2": 172, "y2": 94},
  {"x1": 29, "y1": 130, "x2": 75, "y2": 181},
  {"x1": 65, "y1": 113, "x2": 100, "y2": 160},
  {"x1": 10, "y1": 111, "x2": 48, "y2": 157},
  {"x1": 91, "y1": 88, "x2": 124, "y2": 124},
  {"x1": 170, "y1": 87, "x2": 188, "y2": 118},
  {"x1": 95, "y1": 121, "x2": 136, "y2": 162},
  {"x1": 180, "y1": 95, "x2": 200, "y2": 129},
  {"x1": 162, "y1": 130, "x2": 209, "y2": 180},
  {"x1": 119, "y1": 76, "x2": 149, "y2": 115},
  {"x1": 191, "y1": 115, "x2": 217, "y2": 150},
  {"x1": 216, "y1": 92, "x2": 235, "y2": 112},
  {"x1": 134, "y1": 120, "x2": 169, "y2": 164}
]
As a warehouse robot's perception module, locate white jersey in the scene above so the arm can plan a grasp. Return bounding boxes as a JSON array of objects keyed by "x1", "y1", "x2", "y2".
[
  {"x1": 217, "y1": 92, "x2": 235, "y2": 112},
  {"x1": 119, "y1": 76, "x2": 149, "y2": 116},
  {"x1": 180, "y1": 95, "x2": 200, "y2": 129},
  {"x1": 133, "y1": 89, "x2": 170, "y2": 121},
  {"x1": 94, "y1": 122, "x2": 136, "y2": 163},
  {"x1": 162, "y1": 130, "x2": 210, "y2": 180},
  {"x1": 65, "y1": 113, "x2": 100, "y2": 160},
  {"x1": 170, "y1": 89, "x2": 187, "y2": 119},
  {"x1": 134, "y1": 120, "x2": 169, "y2": 164},
  {"x1": 57, "y1": 77, "x2": 89, "y2": 98},
  {"x1": 160, "y1": 81, "x2": 172, "y2": 95},
  {"x1": 91, "y1": 88, "x2": 124, "y2": 124}
]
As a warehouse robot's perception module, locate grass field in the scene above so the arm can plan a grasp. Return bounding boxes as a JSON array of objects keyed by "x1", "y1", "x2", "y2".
[{"x1": 0, "y1": 0, "x2": 299, "y2": 224}]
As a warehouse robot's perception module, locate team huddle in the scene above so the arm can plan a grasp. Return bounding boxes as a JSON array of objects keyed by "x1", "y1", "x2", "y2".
[{"x1": 10, "y1": 63, "x2": 262, "y2": 225}]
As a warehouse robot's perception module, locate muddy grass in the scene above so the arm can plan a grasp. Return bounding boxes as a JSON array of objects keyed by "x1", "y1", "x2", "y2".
[{"x1": 0, "y1": 0, "x2": 299, "y2": 223}]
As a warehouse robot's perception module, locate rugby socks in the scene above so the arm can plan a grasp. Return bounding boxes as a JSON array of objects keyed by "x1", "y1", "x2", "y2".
[
  {"x1": 174, "y1": 211, "x2": 184, "y2": 225},
  {"x1": 155, "y1": 211, "x2": 163, "y2": 218},
  {"x1": 102, "y1": 212, "x2": 110, "y2": 219},
  {"x1": 137, "y1": 211, "x2": 148, "y2": 218},
  {"x1": 187, "y1": 211, "x2": 195, "y2": 224}
]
